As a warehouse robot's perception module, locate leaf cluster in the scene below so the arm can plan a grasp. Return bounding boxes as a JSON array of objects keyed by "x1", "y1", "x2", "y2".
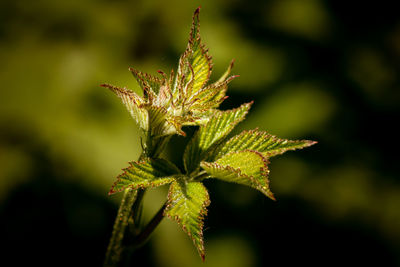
[{"x1": 103, "y1": 7, "x2": 316, "y2": 260}]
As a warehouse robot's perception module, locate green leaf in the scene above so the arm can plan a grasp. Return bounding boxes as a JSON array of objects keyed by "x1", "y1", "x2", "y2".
[
  {"x1": 174, "y1": 7, "x2": 212, "y2": 100},
  {"x1": 145, "y1": 105, "x2": 177, "y2": 137},
  {"x1": 129, "y1": 67, "x2": 163, "y2": 99},
  {"x1": 184, "y1": 102, "x2": 253, "y2": 174},
  {"x1": 201, "y1": 150, "x2": 275, "y2": 200},
  {"x1": 214, "y1": 59, "x2": 235, "y2": 86},
  {"x1": 214, "y1": 129, "x2": 317, "y2": 159},
  {"x1": 188, "y1": 75, "x2": 236, "y2": 111},
  {"x1": 101, "y1": 84, "x2": 148, "y2": 130},
  {"x1": 164, "y1": 179, "x2": 210, "y2": 261},
  {"x1": 109, "y1": 158, "x2": 181, "y2": 194}
]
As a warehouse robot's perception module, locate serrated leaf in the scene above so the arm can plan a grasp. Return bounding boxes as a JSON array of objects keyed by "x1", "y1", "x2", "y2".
[
  {"x1": 188, "y1": 75, "x2": 236, "y2": 111},
  {"x1": 101, "y1": 84, "x2": 148, "y2": 130},
  {"x1": 145, "y1": 105, "x2": 177, "y2": 137},
  {"x1": 109, "y1": 158, "x2": 181, "y2": 194},
  {"x1": 184, "y1": 102, "x2": 253, "y2": 174},
  {"x1": 129, "y1": 67, "x2": 163, "y2": 99},
  {"x1": 174, "y1": 7, "x2": 212, "y2": 100},
  {"x1": 179, "y1": 109, "x2": 216, "y2": 128},
  {"x1": 167, "y1": 116, "x2": 188, "y2": 136},
  {"x1": 215, "y1": 59, "x2": 235, "y2": 85},
  {"x1": 155, "y1": 83, "x2": 173, "y2": 107},
  {"x1": 201, "y1": 150, "x2": 275, "y2": 200},
  {"x1": 164, "y1": 180, "x2": 210, "y2": 261},
  {"x1": 214, "y1": 129, "x2": 317, "y2": 159}
]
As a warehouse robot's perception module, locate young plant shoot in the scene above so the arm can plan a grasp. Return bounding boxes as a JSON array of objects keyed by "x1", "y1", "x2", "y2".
[{"x1": 102, "y1": 7, "x2": 316, "y2": 266}]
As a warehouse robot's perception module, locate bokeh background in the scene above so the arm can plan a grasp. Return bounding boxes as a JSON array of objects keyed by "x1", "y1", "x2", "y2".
[{"x1": 1, "y1": 0, "x2": 399, "y2": 266}]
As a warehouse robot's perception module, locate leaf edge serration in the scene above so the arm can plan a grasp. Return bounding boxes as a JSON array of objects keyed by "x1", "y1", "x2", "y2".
[{"x1": 164, "y1": 180, "x2": 211, "y2": 261}]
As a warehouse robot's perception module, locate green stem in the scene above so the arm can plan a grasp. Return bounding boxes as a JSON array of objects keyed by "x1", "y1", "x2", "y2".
[
  {"x1": 131, "y1": 189, "x2": 146, "y2": 227},
  {"x1": 193, "y1": 171, "x2": 209, "y2": 181},
  {"x1": 104, "y1": 188, "x2": 138, "y2": 267},
  {"x1": 123, "y1": 202, "x2": 167, "y2": 266},
  {"x1": 104, "y1": 135, "x2": 169, "y2": 267},
  {"x1": 131, "y1": 201, "x2": 167, "y2": 248}
]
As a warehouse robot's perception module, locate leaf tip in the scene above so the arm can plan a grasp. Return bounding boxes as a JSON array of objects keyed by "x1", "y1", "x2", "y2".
[
  {"x1": 108, "y1": 187, "x2": 116, "y2": 196},
  {"x1": 230, "y1": 58, "x2": 235, "y2": 68},
  {"x1": 242, "y1": 101, "x2": 254, "y2": 112},
  {"x1": 309, "y1": 140, "x2": 318, "y2": 146},
  {"x1": 299, "y1": 140, "x2": 318, "y2": 150},
  {"x1": 100, "y1": 83, "x2": 111, "y2": 89},
  {"x1": 195, "y1": 6, "x2": 201, "y2": 15},
  {"x1": 269, "y1": 192, "x2": 276, "y2": 201}
]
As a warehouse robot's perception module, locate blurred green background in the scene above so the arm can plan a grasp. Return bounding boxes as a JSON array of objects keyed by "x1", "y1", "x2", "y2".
[{"x1": 1, "y1": 0, "x2": 399, "y2": 266}]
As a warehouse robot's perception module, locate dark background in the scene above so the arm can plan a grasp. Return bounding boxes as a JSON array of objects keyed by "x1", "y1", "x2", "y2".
[{"x1": 1, "y1": 0, "x2": 399, "y2": 266}]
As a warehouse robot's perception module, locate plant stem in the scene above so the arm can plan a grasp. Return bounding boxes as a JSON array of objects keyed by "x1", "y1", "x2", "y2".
[
  {"x1": 130, "y1": 189, "x2": 146, "y2": 231},
  {"x1": 104, "y1": 134, "x2": 169, "y2": 267},
  {"x1": 193, "y1": 171, "x2": 209, "y2": 181},
  {"x1": 104, "y1": 188, "x2": 138, "y2": 267},
  {"x1": 131, "y1": 201, "x2": 167, "y2": 249},
  {"x1": 122, "y1": 202, "x2": 167, "y2": 266}
]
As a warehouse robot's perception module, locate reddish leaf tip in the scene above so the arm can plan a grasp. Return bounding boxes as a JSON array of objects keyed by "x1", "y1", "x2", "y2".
[
  {"x1": 229, "y1": 59, "x2": 235, "y2": 69},
  {"x1": 195, "y1": 6, "x2": 201, "y2": 15}
]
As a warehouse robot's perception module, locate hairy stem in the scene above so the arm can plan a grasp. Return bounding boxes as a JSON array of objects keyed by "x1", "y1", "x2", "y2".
[
  {"x1": 130, "y1": 189, "x2": 146, "y2": 230},
  {"x1": 104, "y1": 135, "x2": 170, "y2": 267},
  {"x1": 131, "y1": 201, "x2": 167, "y2": 248},
  {"x1": 123, "y1": 202, "x2": 167, "y2": 266},
  {"x1": 104, "y1": 188, "x2": 138, "y2": 267}
]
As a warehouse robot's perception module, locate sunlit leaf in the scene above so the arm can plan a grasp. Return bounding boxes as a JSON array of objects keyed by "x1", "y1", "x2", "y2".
[
  {"x1": 188, "y1": 75, "x2": 236, "y2": 111},
  {"x1": 214, "y1": 129, "x2": 317, "y2": 159},
  {"x1": 201, "y1": 150, "x2": 275, "y2": 200},
  {"x1": 174, "y1": 7, "x2": 213, "y2": 100},
  {"x1": 164, "y1": 179, "x2": 210, "y2": 261},
  {"x1": 145, "y1": 105, "x2": 178, "y2": 137},
  {"x1": 103, "y1": 9, "x2": 239, "y2": 138},
  {"x1": 215, "y1": 59, "x2": 236, "y2": 85},
  {"x1": 109, "y1": 158, "x2": 181, "y2": 194},
  {"x1": 101, "y1": 84, "x2": 148, "y2": 130},
  {"x1": 184, "y1": 102, "x2": 253, "y2": 174},
  {"x1": 129, "y1": 67, "x2": 163, "y2": 100}
]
